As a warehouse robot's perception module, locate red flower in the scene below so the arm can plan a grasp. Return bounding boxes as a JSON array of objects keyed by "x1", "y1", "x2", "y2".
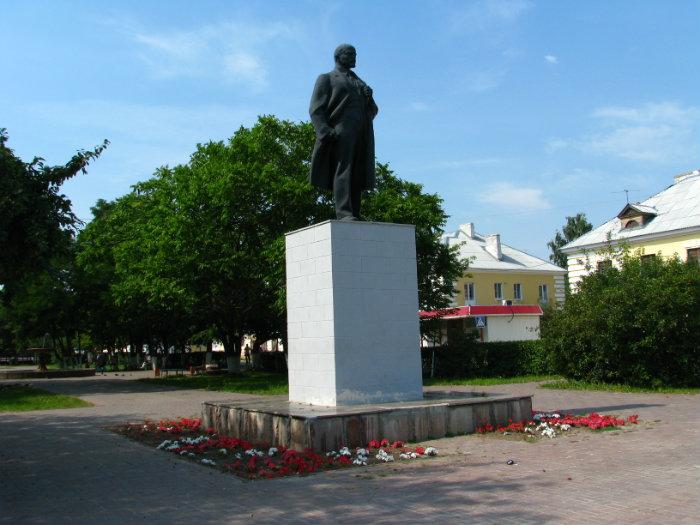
[
  {"x1": 391, "y1": 440, "x2": 404, "y2": 448},
  {"x1": 415, "y1": 446, "x2": 425, "y2": 455}
]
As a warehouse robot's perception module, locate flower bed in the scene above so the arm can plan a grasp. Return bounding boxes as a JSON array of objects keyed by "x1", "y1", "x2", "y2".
[
  {"x1": 115, "y1": 418, "x2": 439, "y2": 480},
  {"x1": 476, "y1": 411, "x2": 640, "y2": 439}
]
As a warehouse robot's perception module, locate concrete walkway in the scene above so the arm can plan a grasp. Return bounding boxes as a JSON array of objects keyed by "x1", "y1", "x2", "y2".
[{"x1": 1, "y1": 373, "x2": 698, "y2": 524}]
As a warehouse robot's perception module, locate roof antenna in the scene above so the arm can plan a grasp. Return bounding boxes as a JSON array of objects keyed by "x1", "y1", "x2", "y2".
[{"x1": 612, "y1": 189, "x2": 638, "y2": 204}]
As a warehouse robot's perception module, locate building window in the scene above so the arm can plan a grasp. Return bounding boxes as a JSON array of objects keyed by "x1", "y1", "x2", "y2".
[
  {"x1": 494, "y1": 282, "x2": 503, "y2": 300},
  {"x1": 538, "y1": 284, "x2": 548, "y2": 303},
  {"x1": 622, "y1": 218, "x2": 640, "y2": 229},
  {"x1": 464, "y1": 282, "x2": 475, "y2": 304},
  {"x1": 687, "y1": 248, "x2": 700, "y2": 266},
  {"x1": 597, "y1": 259, "x2": 612, "y2": 271},
  {"x1": 513, "y1": 283, "x2": 522, "y2": 301}
]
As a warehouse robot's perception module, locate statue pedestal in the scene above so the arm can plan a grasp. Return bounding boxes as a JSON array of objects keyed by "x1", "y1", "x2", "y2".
[{"x1": 285, "y1": 220, "x2": 424, "y2": 406}]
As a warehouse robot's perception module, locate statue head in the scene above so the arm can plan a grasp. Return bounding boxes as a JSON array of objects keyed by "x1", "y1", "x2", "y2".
[{"x1": 334, "y1": 44, "x2": 356, "y2": 69}]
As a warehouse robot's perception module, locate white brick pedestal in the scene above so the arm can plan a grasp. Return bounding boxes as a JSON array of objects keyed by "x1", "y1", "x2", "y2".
[{"x1": 285, "y1": 221, "x2": 424, "y2": 406}]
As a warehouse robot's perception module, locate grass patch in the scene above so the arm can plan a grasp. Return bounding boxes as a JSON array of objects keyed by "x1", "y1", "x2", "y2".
[
  {"x1": 142, "y1": 371, "x2": 288, "y2": 395},
  {"x1": 0, "y1": 384, "x2": 92, "y2": 412},
  {"x1": 424, "y1": 375, "x2": 559, "y2": 387},
  {"x1": 540, "y1": 379, "x2": 700, "y2": 394}
]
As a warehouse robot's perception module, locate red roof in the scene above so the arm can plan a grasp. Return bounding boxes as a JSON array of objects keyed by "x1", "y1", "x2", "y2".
[{"x1": 420, "y1": 305, "x2": 543, "y2": 320}]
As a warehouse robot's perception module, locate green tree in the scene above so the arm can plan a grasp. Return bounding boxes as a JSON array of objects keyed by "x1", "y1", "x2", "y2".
[
  {"x1": 363, "y1": 163, "x2": 469, "y2": 312},
  {"x1": 547, "y1": 212, "x2": 592, "y2": 269},
  {"x1": 0, "y1": 128, "x2": 107, "y2": 304},
  {"x1": 73, "y1": 116, "x2": 465, "y2": 371},
  {"x1": 542, "y1": 253, "x2": 700, "y2": 387}
]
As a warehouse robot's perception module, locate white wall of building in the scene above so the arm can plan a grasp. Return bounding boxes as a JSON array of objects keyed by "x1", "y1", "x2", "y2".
[{"x1": 484, "y1": 315, "x2": 540, "y2": 342}]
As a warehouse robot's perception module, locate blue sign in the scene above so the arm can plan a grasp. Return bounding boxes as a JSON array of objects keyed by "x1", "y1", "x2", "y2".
[{"x1": 475, "y1": 316, "x2": 487, "y2": 328}]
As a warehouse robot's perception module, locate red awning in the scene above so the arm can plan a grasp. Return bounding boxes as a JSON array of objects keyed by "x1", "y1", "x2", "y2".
[{"x1": 420, "y1": 305, "x2": 543, "y2": 320}]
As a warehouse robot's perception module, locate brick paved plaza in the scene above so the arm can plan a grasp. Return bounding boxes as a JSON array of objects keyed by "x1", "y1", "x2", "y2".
[{"x1": 1, "y1": 374, "x2": 698, "y2": 524}]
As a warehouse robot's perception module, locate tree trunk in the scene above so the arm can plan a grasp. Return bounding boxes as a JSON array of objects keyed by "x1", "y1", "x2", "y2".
[{"x1": 223, "y1": 334, "x2": 240, "y2": 374}]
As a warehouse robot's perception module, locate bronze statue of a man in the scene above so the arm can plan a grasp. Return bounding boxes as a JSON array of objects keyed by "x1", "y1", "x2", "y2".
[{"x1": 309, "y1": 44, "x2": 378, "y2": 221}]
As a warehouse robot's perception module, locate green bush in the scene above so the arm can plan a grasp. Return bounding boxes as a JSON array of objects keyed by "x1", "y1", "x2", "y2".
[
  {"x1": 421, "y1": 333, "x2": 553, "y2": 378},
  {"x1": 542, "y1": 254, "x2": 700, "y2": 388}
]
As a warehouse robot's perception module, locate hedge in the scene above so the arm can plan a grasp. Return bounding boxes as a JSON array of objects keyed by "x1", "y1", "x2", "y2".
[{"x1": 421, "y1": 334, "x2": 553, "y2": 379}]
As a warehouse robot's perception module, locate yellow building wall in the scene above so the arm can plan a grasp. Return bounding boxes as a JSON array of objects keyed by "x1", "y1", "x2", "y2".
[
  {"x1": 453, "y1": 272, "x2": 559, "y2": 306},
  {"x1": 631, "y1": 232, "x2": 700, "y2": 258},
  {"x1": 567, "y1": 231, "x2": 700, "y2": 289}
]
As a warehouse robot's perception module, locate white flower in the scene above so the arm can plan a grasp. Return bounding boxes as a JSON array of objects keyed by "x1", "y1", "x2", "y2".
[
  {"x1": 524, "y1": 427, "x2": 535, "y2": 434},
  {"x1": 234, "y1": 453, "x2": 242, "y2": 460},
  {"x1": 338, "y1": 447, "x2": 352, "y2": 457},
  {"x1": 256, "y1": 450, "x2": 265, "y2": 457},
  {"x1": 355, "y1": 448, "x2": 369, "y2": 456},
  {"x1": 200, "y1": 459, "x2": 216, "y2": 466},
  {"x1": 425, "y1": 447, "x2": 438, "y2": 456},
  {"x1": 156, "y1": 440, "x2": 172, "y2": 450},
  {"x1": 353, "y1": 458, "x2": 367, "y2": 466},
  {"x1": 219, "y1": 448, "x2": 228, "y2": 455},
  {"x1": 541, "y1": 426, "x2": 556, "y2": 438},
  {"x1": 182, "y1": 435, "x2": 210, "y2": 446},
  {"x1": 244, "y1": 448, "x2": 257, "y2": 456},
  {"x1": 560, "y1": 424, "x2": 571, "y2": 431},
  {"x1": 188, "y1": 452, "x2": 196, "y2": 457},
  {"x1": 179, "y1": 450, "x2": 189, "y2": 455},
  {"x1": 375, "y1": 449, "x2": 395, "y2": 462},
  {"x1": 268, "y1": 447, "x2": 278, "y2": 456}
]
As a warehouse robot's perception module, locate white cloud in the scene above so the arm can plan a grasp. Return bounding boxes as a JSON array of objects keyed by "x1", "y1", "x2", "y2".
[
  {"x1": 478, "y1": 182, "x2": 551, "y2": 211},
  {"x1": 223, "y1": 52, "x2": 268, "y2": 88},
  {"x1": 452, "y1": 0, "x2": 533, "y2": 31},
  {"x1": 410, "y1": 101, "x2": 429, "y2": 112},
  {"x1": 465, "y1": 67, "x2": 509, "y2": 92},
  {"x1": 545, "y1": 138, "x2": 568, "y2": 153},
  {"x1": 582, "y1": 102, "x2": 700, "y2": 163},
  {"x1": 544, "y1": 54, "x2": 558, "y2": 64},
  {"x1": 109, "y1": 17, "x2": 305, "y2": 89}
]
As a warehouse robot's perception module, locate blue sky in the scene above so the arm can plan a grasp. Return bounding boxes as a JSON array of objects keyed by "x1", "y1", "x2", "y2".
[{"x1": 2, "y1": 0, "x2": 699, "y2": 260}]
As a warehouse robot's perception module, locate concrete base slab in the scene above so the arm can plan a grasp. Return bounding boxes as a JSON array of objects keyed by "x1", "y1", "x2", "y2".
[{"x1": 202, "y1": 390, "x2": 532, "y2": 451}]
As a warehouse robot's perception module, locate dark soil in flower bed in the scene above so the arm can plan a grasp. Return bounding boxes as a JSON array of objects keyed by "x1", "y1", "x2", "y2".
[{"x1": 112, "y1": 418, "x2": 439, "y2": 480}]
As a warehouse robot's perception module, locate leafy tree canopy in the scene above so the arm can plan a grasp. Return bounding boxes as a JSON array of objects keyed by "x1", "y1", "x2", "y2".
[
  {"x1": 73, "y1": 116, "x2": 464, "y2": 360},
  {"x1": 0, "y1": 128, "x2": 107, "y2": 302},
  {"x1": 547, "y1": 212, "x2": 592, "y2": 269},
  {"x1": 542, "y1": 251, "x2": 700, "y2": 388}
]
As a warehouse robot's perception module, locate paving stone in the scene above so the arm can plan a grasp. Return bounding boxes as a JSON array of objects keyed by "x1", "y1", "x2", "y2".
[{"x1": 0, "y1": 373, "x2": 698, "y2": 524}]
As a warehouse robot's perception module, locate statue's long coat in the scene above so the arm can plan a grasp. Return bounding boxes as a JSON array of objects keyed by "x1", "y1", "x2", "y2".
[{"x1": 308, "y1": 68, "x2": 379, "y2": 191}]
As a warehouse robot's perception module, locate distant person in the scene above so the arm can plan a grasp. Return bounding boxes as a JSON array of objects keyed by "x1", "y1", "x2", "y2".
[
  {"x1": 95, "y1": 351, "x2": 107, "y2": 375},
  {"x1": 243, "y1": 344, "x2": 251, "y2": 366}
]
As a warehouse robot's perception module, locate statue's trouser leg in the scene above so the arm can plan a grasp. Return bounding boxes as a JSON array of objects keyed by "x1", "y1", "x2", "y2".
[{"x1": 332, "y1": 125, "x2": 360, "y2": 219}]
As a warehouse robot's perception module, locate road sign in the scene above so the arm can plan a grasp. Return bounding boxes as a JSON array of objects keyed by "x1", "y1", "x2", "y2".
[{"x1": 475, "y1": 316, "x2": 486, "y2": 328}]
